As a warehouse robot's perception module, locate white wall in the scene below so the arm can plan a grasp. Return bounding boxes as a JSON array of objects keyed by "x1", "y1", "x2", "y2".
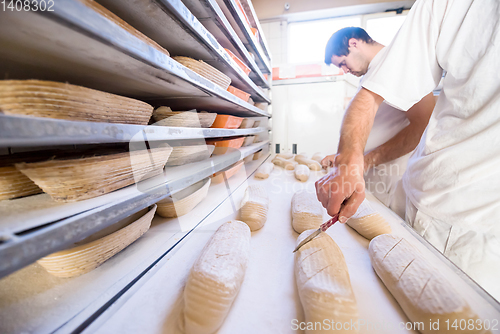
[{"x1": 271, "y1": 78, "x2": 359, "y2": 155}]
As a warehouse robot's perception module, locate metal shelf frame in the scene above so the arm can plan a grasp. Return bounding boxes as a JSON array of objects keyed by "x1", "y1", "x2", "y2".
[
  {"x1": 97, "y1": 0, "x2": 270, "y2": 103},
  {"x1": 0, "y1": 0, "x2": 270, "y2": 117},
  {"x1": 0, "y1": 141, "x2": 269, "y2": 279},
  {"x1": 0, "y1": 114, "x2": 268, "y2": 148},
  {"x1": 214, "y1": 0, "x2": 272, "y2": 74},
  {"x1": 239, "y1": 0, "x2": 272, "y2": 61},
  {"x1": 182, "y1": 0, "x2": 271, "y2": 87}
]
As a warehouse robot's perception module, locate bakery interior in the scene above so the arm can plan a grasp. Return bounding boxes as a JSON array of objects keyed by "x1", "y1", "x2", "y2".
[{"x1": 1, "y1": 0, "x2": 499, "y2": 333}]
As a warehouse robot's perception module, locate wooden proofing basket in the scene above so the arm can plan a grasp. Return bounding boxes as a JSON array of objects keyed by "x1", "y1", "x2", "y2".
[
  {"x1": 0, "y1": 80, "x2": 154, "y2": 124},
  {"x1": 152, "y1": 107, "x2": 217, "y2": 128},
  {"x1": 37, "y1": 205, "x2": 157, "y2": 278},
  {"x1": 16, "y1": 147, "x2": 172, "y2": 202},
  {"x1": 166, "y1": 145, "x2": 215, "y2": 166},
  {"x1": 173, "y1": 56, "x2": 231, "y2": 90},
  {"x1": 0, "y1": 166, "x2": 42, "y2": 200},
  {"x1": 239, "y1": 118, "x2": 255, "y2": 129},
  {"x1": 156, "y1": 178, "x2": 211, "y2": 218}
]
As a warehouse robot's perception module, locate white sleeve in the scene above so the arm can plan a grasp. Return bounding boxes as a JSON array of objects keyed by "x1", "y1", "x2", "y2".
[{"x1": 361, "y1": 0, "x2": 445, "y2": 111}]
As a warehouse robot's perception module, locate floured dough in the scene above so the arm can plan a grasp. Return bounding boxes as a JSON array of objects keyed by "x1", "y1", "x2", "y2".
[
  {"x1": 255, "y1": 162, "x2": 274, "y2": 179},
  {"x1": 291, "y1": 189, "x2": 323, "y2": 233},
  {"x1": 183, "y1": 221, "x2": 251, "y2": 334},
  {"x1": 295, "y1": 154, "x2": 322, "y2": 171},
  {"x1": 369, "y1": 234, "x2": 490, "y2": 334},
  {"x1": 240, "y1": 185, "x2": 269, "y2": 231},
  {"x1": 277, "y1": 153, "x2": 294, "y2": 159},
  {"x1": 295, "y1": 164, "x2": 310, "y2": 181},
  {"x1": 311, "y1": 152, "x2": 326, "y2": 164},
  {"x1": 295, "y1": 230, "x2": 359, "y2": 333},
  {"x1": 272, "y1": 156, "x2": 297, "y2": 170},
  {"x1": 346, "y1": 200, "x2": 391, "y2": 239}
]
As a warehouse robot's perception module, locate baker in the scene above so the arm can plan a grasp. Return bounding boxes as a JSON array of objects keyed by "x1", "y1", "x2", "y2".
[
  {"x1": 316, "y1": 0, "x2": 500, "y2": 299},
  {"x1": 321, "y1": 27, "x2": 435, "y2": 219}
]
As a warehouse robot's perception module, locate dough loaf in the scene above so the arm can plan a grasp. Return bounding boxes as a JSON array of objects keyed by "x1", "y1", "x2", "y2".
[
  {"x1": 311, "y1": 152, "x2": 326, "y2": 164},
  {"x1": 254, "y1": 162, "x2": 274, "y2": 179},
  {"x1": 291, "y1": 189, "x2": 323, "y2": 233},
  {"x1": 277, "y1": 153, "x2": 294, "y2": 159},
  {"x1": 295, "y1": 154, "x2": 322, "y2": 171},
  {"x1": 272, "y1": 156, "x2": 297, "y2": 170},
  {"x1": 295, "y1": 230, "x2": 359, "y2": 333},
  {"x1": 369, "y1": 234, "x2": 490, "y2": 334},
  {"x1": 295, "y1": 164, "x2": 310, "y2": 181},
  {"x1": 346, "y1": 200, "x2": 391, "y2": 239},
  {"x1": 239, "y1": 185, "x2": 269, "y2": 231},
  {"x1": 183, "y1": 221, "x2": 251, "y2": 334}
]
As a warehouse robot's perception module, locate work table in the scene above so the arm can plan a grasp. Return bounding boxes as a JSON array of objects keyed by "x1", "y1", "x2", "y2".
[{"x1": 88, "y1": 162, "x2": 500, "y2": 333}]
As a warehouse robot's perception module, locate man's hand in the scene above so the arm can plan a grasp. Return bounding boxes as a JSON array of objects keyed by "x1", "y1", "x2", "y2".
[
  {"x1": 321, "y1": 154, "x2": 337, "y2": 169},
  {"x1": 316, "y1": 87, "x2": 382, "y2": 222},
  {"x1": 315, "y1": 154, "x2": 366, "y2": 223}
]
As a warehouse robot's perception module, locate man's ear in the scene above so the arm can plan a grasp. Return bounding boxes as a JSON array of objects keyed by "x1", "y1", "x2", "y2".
[{"x1": 348, "y1": 38, "x2": 358, "y2": 48}]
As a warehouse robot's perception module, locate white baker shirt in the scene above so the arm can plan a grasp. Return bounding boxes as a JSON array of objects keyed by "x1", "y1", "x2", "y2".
[
  {"x1": 362, "y1": 47, "x2": 410, "y2": 218},
  {"x1": 361, "y1": 0, "x2": 500, "y2": 298}
]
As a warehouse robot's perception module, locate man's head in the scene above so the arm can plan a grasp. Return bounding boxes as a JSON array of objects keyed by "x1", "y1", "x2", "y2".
[{"x1": 324, "y1": 27, "x2": 376, "y2": 77}]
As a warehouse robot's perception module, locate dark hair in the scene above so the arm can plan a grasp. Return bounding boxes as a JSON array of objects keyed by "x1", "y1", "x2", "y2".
[{"x1": 324, "y1": 27, "x2": 374, "y2": 65}]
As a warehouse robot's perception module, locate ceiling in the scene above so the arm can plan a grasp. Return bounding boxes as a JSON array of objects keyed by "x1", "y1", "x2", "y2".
[{"x1": 253, "y1": 0, "x2": 415, "y2": 21}]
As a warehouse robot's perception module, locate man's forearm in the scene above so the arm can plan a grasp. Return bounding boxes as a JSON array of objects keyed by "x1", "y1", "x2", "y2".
[
  {"x1": 337, "y1": 88, "x2": 382, "y2": 165},
  {"x1": 364, "y1": 123, "x2": 421, "y2": 168},
  {"x1": 364, "y1": 92, "x2": 435, "y2": 169}
]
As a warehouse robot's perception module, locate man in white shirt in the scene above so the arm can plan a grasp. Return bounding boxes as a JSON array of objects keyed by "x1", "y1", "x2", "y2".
[
  {"x1": 316, "y1": 0, "x2": 500, "y2": 298},
  {"x1": 321, "y1": 27, "x2": 435, "y2": 218}
]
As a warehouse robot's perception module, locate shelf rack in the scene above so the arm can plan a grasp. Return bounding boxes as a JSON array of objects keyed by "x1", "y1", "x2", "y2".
[
  {"x1": 0, "y1": 114, "x2": 268, "y2": 148},
  {"x1": 0, "y1": 0, "x2": 273, "y2": 328},
  {"x1": 214, "y1": 0, "x2": 272, "y2": 74},
  {"x1": 238, "y1": 0, "x2": 272, "y2": 61},
  {"x1": 182, "y1": 0, "x2": 271, "y2": 87},
  {"x1": 96, "y1": 0, "x2": 270, "y2": 103},
  {"x1": 0, "y1": 141, "x2": 270, "y2": 279},
  {"x1": 0, "y1": 0, "x2": 270, "y2": 117},
  {"x1": 0, "y1": 152, "x2": 271, "y2": 334}
]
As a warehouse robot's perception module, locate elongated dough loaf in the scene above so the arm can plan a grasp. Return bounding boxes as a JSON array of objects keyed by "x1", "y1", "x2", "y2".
[
  {"x1": 272, "y1": 156, "x2": 297, "y2": 170},
  {"x1": 240, "y1": 185, "x2": 269, "y2": 231},
  {"x1": 183, "y1": 221, "x2": 251, "y2": 334},
  {"x1": 295, "y1": 164, "x2": 310, "y2": 181},
  {"x1": 277, "y1": 153, "x2": 294, "y2": 159},
  {"x1": 346, "y1": 200, "x2": 391, "y2": 239},
  {"x1": 295, "y1": 230, "x2": 359, "y2": 333},
  {"x1": 295, "y1": 154, "x2": 322, "y2": 171},
  {"x1": 291, "y1": 189, "x2": 323, "y2": 233},
  {"x1": 294, "y1": 154, "x2": 310, "y2": 164},
  {"x1": 311, "y1": 152, "x2": 326, "y2": 164},
  {"x1": 369, "y1": 234, "x2": 490, "y2": 334},
  {"x1": 255, "y1": 162, "x2": 274, "y2": 179}
]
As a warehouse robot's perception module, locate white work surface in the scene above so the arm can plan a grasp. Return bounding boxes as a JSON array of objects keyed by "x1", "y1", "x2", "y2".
[{"x1": 91, "y1": 166, "x2": 500, "y2": 334}]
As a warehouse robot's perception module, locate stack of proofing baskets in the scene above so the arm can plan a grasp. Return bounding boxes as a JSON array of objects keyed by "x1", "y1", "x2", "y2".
[{"x1": 0, "y1": 79, "x2": 167, "y2": 277}]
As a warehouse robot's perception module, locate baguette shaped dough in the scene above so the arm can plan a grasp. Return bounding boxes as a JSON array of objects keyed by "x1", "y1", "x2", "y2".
[
  {"x1": 295, "y1": 164, "x2": 310, "y2": 181},
  {"x1": 346, "y1": 200, "x2": 391, "y2": 239},
  {"x1": 347, "y1": 213, "x2": 391, "y2": 240},
  {"x1": 291, "y1": 190, "x2": 323, "y2": 233},
  {"x1": 277, "y1": 153, "x2": 294, "y2": 159},
  {"x1": 272, "y1": 156, "x2": 297, "y2": 170},
  {"x1": 369, "y1": 234, "x2": 490, "y2": 334},
  {"x1": 295, "y1": 154, "x2": 322, "y2": 171},
  {"x1": 294, "y1": 154, "x2": 310, "y2": 164},
  {"x1": 295, "y1": 230, "x2": 359, "y2": 333},
  {"x1": 240, "y1": 185, "x2": 269, "y2": 231},
  {"x1": 311, "y1": 152, "x2": 326, "y2": 164},
  {"x1": 183, "y1": 221, "x2": 251, "y2": 334},
  {"x1": 254, "y1": 162, "x2": 274, "y2": 179}
]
